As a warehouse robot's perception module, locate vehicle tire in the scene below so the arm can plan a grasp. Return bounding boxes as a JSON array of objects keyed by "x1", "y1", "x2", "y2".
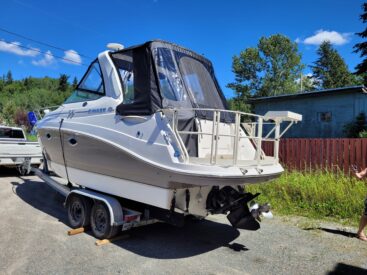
[
  {"x1": 67, "y1": 195, "x2": 92, "y2": 229},
  {"x1": 90, "y1": 202, "x2": 120, "y2": 239}
]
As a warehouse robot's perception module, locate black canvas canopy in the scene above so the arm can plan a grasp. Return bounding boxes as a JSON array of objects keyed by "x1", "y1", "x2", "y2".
[
  {"x1": 111, "y1": 40, "x2": 231, "y2": 120},
  {"x1": 111, "y1": 40, "x2": 232, "y2": 157}
]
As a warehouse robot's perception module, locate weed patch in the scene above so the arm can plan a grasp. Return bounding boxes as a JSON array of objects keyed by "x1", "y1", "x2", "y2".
[{"x1": 246, "y1": 170, "x2": 367, "y2": 225}]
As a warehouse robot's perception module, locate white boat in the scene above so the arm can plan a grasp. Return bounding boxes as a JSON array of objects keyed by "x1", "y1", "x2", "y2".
[
  {"x1": 0, "y1": 125, "x2": 42, "y2": 173},
  {"x1": 36, "y1": 40, "x2": 301, "y2": 231}
]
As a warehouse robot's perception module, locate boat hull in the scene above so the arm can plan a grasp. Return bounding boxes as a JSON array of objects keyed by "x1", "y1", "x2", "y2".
[{"x1": 39, "y1": 128, "x2": 282, "y2": 190}]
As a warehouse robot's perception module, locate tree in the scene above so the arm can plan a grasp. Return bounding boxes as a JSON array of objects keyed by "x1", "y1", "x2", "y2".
[
  {"x1": 343, "y1": 112, "x2": 367, "y2": 137},
  {"x1": 58, "y1": 74, "x2": 69, "y2": 92},
  {"x1": 24, "y1": 77, "x2": 30, "y2": 88},
  {"x1": 228, "y1": 34, "x2": 305, "y2": 102},
  {"x1": 311, "y1": 41, "x2": 356, "y2": 89},
  {"x1": 0, "y1": 77, "x2": 3, "y2": 92},
  {"x1": 0, "y1": 74, "x2": 72, "y2": 128},
  {"x1": 299, "y1": 74, "x2": 316, "y2": 92},
  {"x1": 226, "y1": 94, "x2": 252, "y2": 113},
  {"x1": 6, "y1": 70, "x2": 13, "y2": 85},
  {"x1": 72, "y1": 76, "x2": 78, "y2": 89},
  {"x1": 2, "y1": 100, "x2": 17, "y2": 125},
  {"x1": 354, "y1": 3, "x2": 367, "y2": 85}
]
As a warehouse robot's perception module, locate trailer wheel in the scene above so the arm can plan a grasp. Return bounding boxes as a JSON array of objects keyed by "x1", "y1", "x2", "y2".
[
  {"x1": 67, "y1": 195, "x2": 92, "y2": 228},
  {"x1": 90, "y1": 202, "x2": 120, "y2": 239}
]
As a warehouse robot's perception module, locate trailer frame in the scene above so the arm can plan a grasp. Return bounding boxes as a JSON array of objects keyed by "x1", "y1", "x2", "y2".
[{"x1": 32, "y1": 167, "x2": 157, "y2": 238}]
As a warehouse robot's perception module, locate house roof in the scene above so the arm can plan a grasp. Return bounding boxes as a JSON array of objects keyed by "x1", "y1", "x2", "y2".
[{"x1": 247, "y1": 85, "x2": 366, "y2": 103}]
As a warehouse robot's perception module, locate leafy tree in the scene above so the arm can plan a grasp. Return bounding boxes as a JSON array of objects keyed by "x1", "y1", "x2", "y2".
[
  {"x1": 311, "y1": 41, "x2": 357, "y2": 89},
  {"x1": 3, "y1": 82, "x2": 25, "y2": 94},
  {"x1": 228, "y1": 34, "x2": 305, "y2": 102},
  {"x1": 58, "y1": 74, "x2": 69, "y2": 92},
  {"x1": 2, "y1": 100, "x2": 17, "y2": 125},
  {"x1": 6, "y1": 70, "x2": 13, "y2": 85},
  {"x1": 227, "y1": 95, "x2": 252, "y2": 113},
  {"x1": 0, "y1": 75, "x2": 72, "y2": 128},
  {"x1": 354, "y1": 3, "x2": 367, "y2": 85},
  {"x1": 299, "y1": 74, "x2": 316, "y2": 92}
]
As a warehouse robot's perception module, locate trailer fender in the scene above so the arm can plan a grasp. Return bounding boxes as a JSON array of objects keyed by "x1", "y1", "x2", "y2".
[{"x1": 66, "y1": 189, "x2": 123, "y2": 226}]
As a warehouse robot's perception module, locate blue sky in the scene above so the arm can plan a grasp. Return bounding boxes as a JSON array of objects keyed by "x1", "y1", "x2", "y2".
[{"x1": 0, "y1": 0, "x2": 365, "y2": 98}]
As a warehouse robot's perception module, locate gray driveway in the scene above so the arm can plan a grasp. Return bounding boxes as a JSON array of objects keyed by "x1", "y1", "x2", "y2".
[{"x1": 0, "y1": 168, "x2": 366, "y2": 275}]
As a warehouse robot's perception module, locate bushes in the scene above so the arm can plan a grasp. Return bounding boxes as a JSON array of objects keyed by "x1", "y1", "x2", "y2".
[
  {"x1": 1, "y1": 101, "x2": 17, "y2": 125},
  {"x1": 0, "y1": 75, "x2": 72, "y2": 127},
  {"x1": 246, "y1": 170, "x2": 366, "y2": 225}
]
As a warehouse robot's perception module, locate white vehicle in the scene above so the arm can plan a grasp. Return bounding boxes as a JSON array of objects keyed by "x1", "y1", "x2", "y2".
[
  {"x1": 0, "y1": 125, "x2": 42, "y2": 174},
  {"x1": 36, "y1": 40, "x2": 301, "y2": 239}
]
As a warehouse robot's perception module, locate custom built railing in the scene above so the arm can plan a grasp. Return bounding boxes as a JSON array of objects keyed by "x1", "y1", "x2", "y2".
[{"x1": 161, "y1": 108, "x2": 302, "y2": 166}]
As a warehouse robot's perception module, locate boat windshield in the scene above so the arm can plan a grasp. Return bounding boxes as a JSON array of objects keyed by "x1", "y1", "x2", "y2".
[
  {"x1": 152, "y1": 44, "x2": 226, "y2": 110},
  {"x1": 64, "y1": 60, "x2": 105, "y2": 104}
]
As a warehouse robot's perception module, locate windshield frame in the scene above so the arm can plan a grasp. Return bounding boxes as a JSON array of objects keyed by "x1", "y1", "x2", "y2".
[
  {"x1": 76, "y1": 58, "x2": 106, "y2": 96},
  {"x1": 63, "y1": 59, "x2": 106, "y2": 104}
]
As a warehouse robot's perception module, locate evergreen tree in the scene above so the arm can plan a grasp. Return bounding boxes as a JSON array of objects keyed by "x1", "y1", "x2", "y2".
[
  {"x1": 228, "y1": 34, "x2": 305, "y2": 102},
  {"x1": 311, "y1": 41, "x2": 355, "y2": 89},
  {"x1": 0, "y1": 79, "x2": 3, "y2": 93},
  {"x1": 6, "y1": 70, "x2": 13, "y2": 85},
  {"x1": 58, "y1": 74, "x2": 69, "y2": 92},
  {"x1": 72, "y1": 76, "x2": 78, "y2": 89},
  {"x1": 24, "y1": 77, "x2": 29, "y2": 88},
  {"x1": 354, "y1": 3, "x2": 367, "y2": 85}
]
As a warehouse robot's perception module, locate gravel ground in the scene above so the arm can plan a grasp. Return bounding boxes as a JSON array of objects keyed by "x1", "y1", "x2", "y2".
[{"x1": 0, "y1": 167, "x2": 367, "y2": 275}]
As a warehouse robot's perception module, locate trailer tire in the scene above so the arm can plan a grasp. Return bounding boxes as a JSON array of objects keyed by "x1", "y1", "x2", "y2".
[
  {"x1": 90, "y1": 202, "x2": 120, "y2": 239},
  {"x1": 67, "y1": 195, "x2": 92, "y2": 229}
]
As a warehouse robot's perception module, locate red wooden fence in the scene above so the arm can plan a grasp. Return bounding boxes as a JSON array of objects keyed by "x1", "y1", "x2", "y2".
[{"x1": 262, "y1": 138, "x2": 367, "y2": 174}]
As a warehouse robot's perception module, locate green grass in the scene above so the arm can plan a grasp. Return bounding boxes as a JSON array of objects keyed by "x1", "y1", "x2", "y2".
[
  {"x1": 26, "y1": 134, "x2": 38, "y2": 142},
  {"x1": 246, "y1": 170, "x2": 367, "y2": 225}
]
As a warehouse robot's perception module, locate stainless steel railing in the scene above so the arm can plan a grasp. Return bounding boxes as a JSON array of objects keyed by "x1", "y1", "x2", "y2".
[{"x1": 160, "y1": 108, "x2": 286, "y2": 166}]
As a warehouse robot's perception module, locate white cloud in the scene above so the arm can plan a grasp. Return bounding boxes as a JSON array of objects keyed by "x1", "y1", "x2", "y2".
[
  {"x1": 0, "y1": 40, "x2": 40, "y2": 56},
  {"x1": 32, "y1": 50, "x2": 55, "y2": 66},
  {"x1": 297, "y1": 30, "x2": 352, "y2": 46},
  {"x1": 62, "y1": 49, "x2": 82, "y2": 65}
]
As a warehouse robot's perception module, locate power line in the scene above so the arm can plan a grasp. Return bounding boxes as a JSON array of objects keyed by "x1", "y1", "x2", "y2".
[
  {"x1": 0, "y1": 26, "x2": 93, "y2": 59},
  {"x1": 1, "y1": 39, "x2": 88, "y2": 66}
]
